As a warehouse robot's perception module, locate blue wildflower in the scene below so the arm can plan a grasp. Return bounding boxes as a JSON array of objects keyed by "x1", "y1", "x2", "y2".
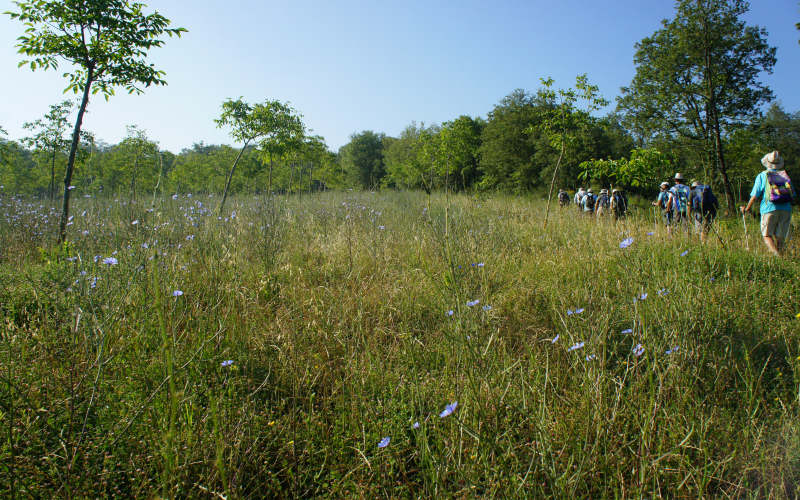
[
  {"x1": 482, "y1": 305, "x2": 492, "y2": 311},
  {"x1": 657, "y1": 288, "x2": 670, "y2": 296},
  {"x1": 466, "y1": 299, "x2": 480, "y2": 307},
  {"x1": 378, "y1": 437, "x2": 390, "y2": 448},
  {"x1": 567, "y1": 308, "x2": 585, "y2": 316},
  {"x1": 646, "y1": 231, "x2": 655, "y2": 236},
  {"x1": 221, "y1": 359, "x2": 234, "y2": 367},
  {"x1": 102, "y1": 257, "x2": 118, "y2": 265},
  {"x1": 632, "y1": 344, "x2": 645, "y2": 357},
  {"x1": 551, "y1": 334, "x2": 560, "y2": 344},
  {"x1": 439, "y1": 401, "x2": 458, "y2": 418},
  {"x1": 585, "y1": 354, "x2": 597, "y2": 361},
  {"x1": 619, "y1": 237, "x2": 634, "y2": 249},
  {"x1": 412, "y1": 422, "x2": 420, "y2": 429},
  {"x1": 680, "y1": 250, "x2": 689, "y2": 257},
  {"x1": 172, "y1": 290, "x2": 184, "y2": 297},
  {"x1": 621, "y1": 328, "x2": 633, "y2": 334},
  {"x1": 446, "y1": 310, "x2": 454, "y2": 317},
  {"x1": 568, "y1": 342, "x2": 585, "y2": 352},
  {"x1": 665, "y1": 346, "x2": 679, "y2": 355}
]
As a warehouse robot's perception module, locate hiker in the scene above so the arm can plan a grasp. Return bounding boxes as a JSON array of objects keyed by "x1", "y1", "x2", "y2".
[
  {"x1": 595, "y1": 189, "x2": 611, "y2": 217},
  {"x1": 740, "y1": 151, "x2": 795, "y2": 256},
  {"x1": 574, "y1": 187, "x2": 586, "y2": 212},
  {"x1": 652, "y1": 181, "x2": 674, "y2": 233},
  {"x1": 611, "y1": 188, "x2": 628, "y2": 221},
  {"x1": 558, "y1": 189, "x2": 570, "y2": 207},
  {"x1": 667, "y1": 173, "x2": 692, "y2": 231},
  {"x1": 582, "y1": 188, "x2": 596, "y2": 215},
  {"x1": 691, "y1": 180, "x2": 719, "y2": 243}
]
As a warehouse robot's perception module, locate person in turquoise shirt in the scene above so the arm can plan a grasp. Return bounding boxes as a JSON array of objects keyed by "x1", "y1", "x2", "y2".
[{"x1": 740, "y1": 151, "x2": 795, "y2": 256}]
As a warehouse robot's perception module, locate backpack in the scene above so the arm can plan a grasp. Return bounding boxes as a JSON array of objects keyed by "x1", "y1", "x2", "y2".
[
  {"x1": 670, "y1": 185, "x2": 691, "y2": 213},
  {"x1": 598, "y1": 194, "x2": 610, "y2": 208},
  {"x1": 612, "y1": 192, "x2": 627, "y2": 215},
  {"x1": 583, "y1": 194, "x2": 595, "y2": 211},
  {"x1": 692, "y1": 184, "x2": 718, "y2": 214},
  {"x1": 558, "y1": 191, "x2": 569, "y2": 204},
  {"x1": 766, "y1": 170, "x2": 793, "y2": 204}
]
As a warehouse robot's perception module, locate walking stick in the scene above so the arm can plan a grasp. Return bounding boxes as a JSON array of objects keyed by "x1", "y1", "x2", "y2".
[
  {"x1": 708, "y1": 219, "x2": 726, "y2": 248},
  {"x1": 741, "y1": 211, "x2": 750, "y2": 250}
]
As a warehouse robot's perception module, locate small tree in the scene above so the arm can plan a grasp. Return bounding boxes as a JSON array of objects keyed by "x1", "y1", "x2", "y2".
[
  {"x1": 6, "y1": 0, "x2": 185, "y2": 242},
  {"x1": 215, "y1": 98, "x2": 304, "y2": 212},
  {"x1": 22, "y1": 100, "x2": 73, "y2": 200},
  {"x1": 533, "y1": 75, "x2": 608, "y2": 229}
]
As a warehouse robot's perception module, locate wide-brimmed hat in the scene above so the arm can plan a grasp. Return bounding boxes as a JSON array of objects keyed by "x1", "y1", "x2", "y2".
[
  {"x1": 660, "y1": 181, "x2": 669, "y2": 188},
  {"x1": 674, "y1": 173, "x2": 685, "y2": 181},
  {"x1": 612, "y1": 188, "x2": 619, "y2": 193},
  {"x1": 761, "y1": 150, "x2": 784, "y2": 170},
  {"x1": 691, "y1": 181, "x2": 699, "y2": 188},
  {"x1": 587, "y1": 188, "x2": 593, "y2": 193},
  {"x1": 600, "y1": 189, "x2": 608, "y2": 194}
]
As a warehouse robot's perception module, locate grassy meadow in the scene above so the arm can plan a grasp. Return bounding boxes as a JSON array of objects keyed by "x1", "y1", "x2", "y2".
[{"x1": 1, "y1": 190, "x2": 800, "y2": 498}]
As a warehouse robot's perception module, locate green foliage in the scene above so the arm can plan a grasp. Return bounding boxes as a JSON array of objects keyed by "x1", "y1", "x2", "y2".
[
  {"x1": 579, "y1": 148, "x2": 674, "y2": 189},
  {"x1": 618, "y1": 0, "x2": 776, "y2": 206},
  {"x1": 21, "y1": 100, "x2": 73, "y2": 199},
  {"x1": 7, "y1": 0, "x2": 186, "y2": 97},
  {"x1": 339, "y1": 130, "x2": 387, "y2": 189}
]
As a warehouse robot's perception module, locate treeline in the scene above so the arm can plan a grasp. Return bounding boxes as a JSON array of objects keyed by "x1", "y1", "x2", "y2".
[
  {"x1": 0, "y1": 123, "x2": 344, "y2": 198},
  {"x1": 2, "y1": 99, "x2": 798, "y2": 202}
]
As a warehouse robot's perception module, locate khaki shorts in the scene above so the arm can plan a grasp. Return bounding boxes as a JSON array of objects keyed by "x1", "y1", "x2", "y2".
[{"x1": 760, "y1": 210, "x2": 792, "y2": 240}]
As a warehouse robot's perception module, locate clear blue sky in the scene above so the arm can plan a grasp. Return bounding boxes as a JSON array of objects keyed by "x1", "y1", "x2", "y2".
[{"x1": 1, "y1": 0, "x2": 799, "y2": 153}]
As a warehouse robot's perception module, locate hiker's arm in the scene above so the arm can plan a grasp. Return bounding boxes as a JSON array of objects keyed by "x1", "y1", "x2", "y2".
[{"x1": 741, "y1": 195, "x2": 758, "y2": 214}]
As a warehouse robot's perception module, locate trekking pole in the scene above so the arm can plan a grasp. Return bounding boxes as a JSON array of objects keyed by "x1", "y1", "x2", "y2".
[
  {"x1": 708, "y1": 220, "x2": 726, "y2": 249},
  {"x1": 741, "y1": 210, "x2": 750, "y2": 250}
]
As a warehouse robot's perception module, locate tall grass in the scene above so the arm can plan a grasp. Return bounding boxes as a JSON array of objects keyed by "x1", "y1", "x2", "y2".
[{"x1": 0, "y1": 190, "x2": 799, "y2": 497}]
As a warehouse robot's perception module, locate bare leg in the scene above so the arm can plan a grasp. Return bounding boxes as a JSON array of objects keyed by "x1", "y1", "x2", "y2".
[{"x1": 763, "y1": 236, "x2": 781, "y2": 256}]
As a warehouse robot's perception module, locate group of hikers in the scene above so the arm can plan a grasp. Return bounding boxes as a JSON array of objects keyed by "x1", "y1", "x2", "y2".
[
  {"x1": 555, "y1": 150, "x2": 796, "y2": 256},
  {"x1": 558, "y1": 186, "x2": 629, "y2": 221}
]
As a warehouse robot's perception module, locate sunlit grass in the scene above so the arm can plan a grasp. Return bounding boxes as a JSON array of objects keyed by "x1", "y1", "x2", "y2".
[{"x1": 1, "y1": 190, "x2": 799, "y2": 497}]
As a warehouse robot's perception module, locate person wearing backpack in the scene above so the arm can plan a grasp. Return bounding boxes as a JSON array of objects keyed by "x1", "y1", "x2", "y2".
[
  {"x1": 652, "y1": 181, "x2": 674, "y2": 233},
  {"x1": 582, "y1": 188, "x2": 596, "y2": 215},
  {"x1": 574, "y1": 187, "x2": 586, "y2": 212},
  {"x1": 667, "y1": 173, "x2": 692, "y2": 231},
  {"x1": 558, "y1": 189, "x2": 570, "y2": 208},
  {"x1": 595, "y1": 189, "x2": 611, "y2": 217},
  {"x1": 691, "y1": 180, "x2": 719, "y2": 243},
  {"x1": 740, "y1": 151, "x2": 795, "y2": 256},
  {"x1": 611, "y1": 188, "x2": 628, "y2": 221}
]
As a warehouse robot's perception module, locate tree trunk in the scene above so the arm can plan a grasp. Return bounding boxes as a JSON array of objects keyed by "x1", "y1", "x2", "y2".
[
  {"x1": 268, "y1": 152, "x2": 274, "y2": 195},
  {"x1": 309, "y1": 161, "x2": 314, "y2": 193},
  {"x1": 59, "y1": 67, "x2": 93, "y2": 243},
  {"x1": 50, "y1": 148, "x2": 57, "y2": 201},
  {"x1": 219, "y1": 138, "x2": 249, "y2": 215},
  {"x1": 543, "y1": 138, "x2": 566, "y2": 229},
  {"x1": 711, "y1": 114, "x2": 735, "y2": 211}
]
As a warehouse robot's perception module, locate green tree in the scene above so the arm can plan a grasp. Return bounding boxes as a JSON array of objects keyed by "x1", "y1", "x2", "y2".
[
  {"x1": 618, "y1": 0, "x2": 776, "y2": 210},
  {"x1": 339, "y1": 131, "x2": 386, "y2": 189},
  {"x1": 21, "y1": 100, "x2": 73, "y2": 200},
  {"x1": 6, "y1": 0, "x2": 185, "y2": 241},
  {"x1": 215, "y1": 98, "x2": 303, "y2": 212},
  {"x1": 383, "y1": 122, "x2": 427, "y2": 190},
  {"x1": 119, "y1": 125, "x2": 158, "y2": 202},
  {"x1": 439, "y1": 116, "x2": 484, "y2": 190},
  {"x1": 478, "y1": 89, "x2": 541, "y2": 192},
  {"x1": 534, "y1": 75, "x2": 608, "y2": 228}
]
